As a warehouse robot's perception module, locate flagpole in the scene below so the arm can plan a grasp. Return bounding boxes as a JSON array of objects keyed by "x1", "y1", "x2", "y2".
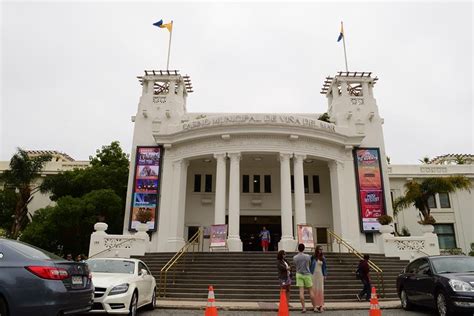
[
  {"x1": 341, "y1": 21, "x2": 349, "y2": 72},
  {"x1": 166, "y1": 20, "x2": 173, "y2": 70}
]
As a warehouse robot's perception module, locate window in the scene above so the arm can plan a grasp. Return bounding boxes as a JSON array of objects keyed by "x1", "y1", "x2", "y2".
[
  {"x1": 365, "y1": 233, "x2": 374, "y2": 243},
  {"x1": 205, "y1": 174, "x2": 212, "y2": 192},
  {"x1": 253, "y1": 175, "x2": 261, "y2": 193},
  {"x1": 427, "y1": 194, "x2": 437, "y2": 209},
  {"x1": 390, "y1": 191, "x2": 394, "y2": 205},
  {"x1": 304, "y1": 175, "x2": 309, "y2": 193},
  {"x1": 242, "y1": 175, "x2": 249, "y2": 193},
  {"x1": 417, "y1": 259, "x2": 431, "y2": 275},
  {"x1": 193, "y1": 174, "x2": 201, "y2": 192},
  {"x1": 434, "y1": 224, "x2": 457, "y2": 249},
  {"x1": 439, "y1": 193, "x2": 451, "y2": 208},
  {"x1": 313, "y1": 175, "x2": 320, "y2": 193},
  {"x1": 290, "y1": 175, "x2": 295, "y2": 193},
  {"x1": 405, "y1": 259, "x2": 423, "y2": 274},
  {"x1": 264, "y1": 175, "x2": 271, "y2": 193},
  {"x1": 316, "y1": 228, "x2": 328, "y2": 244}
]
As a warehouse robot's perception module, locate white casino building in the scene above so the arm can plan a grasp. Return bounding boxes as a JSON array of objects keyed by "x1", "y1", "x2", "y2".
[{"x1": 122, "y1": 70, "x2": 474, "y2": 255}]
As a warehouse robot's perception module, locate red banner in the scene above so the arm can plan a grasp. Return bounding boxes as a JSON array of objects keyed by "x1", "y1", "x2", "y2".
[{"x1": 353, "y1": 148, "x2": 386, "y2": 232}]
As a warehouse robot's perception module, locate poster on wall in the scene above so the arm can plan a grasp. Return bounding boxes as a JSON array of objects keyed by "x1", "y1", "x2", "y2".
[
  {"x1": 128, "y1": 146, "x2": 163, "y2": 232},
  {"x1": 297, "y1": 225, "x2": 315, "y2": 249},
  {"x1": 353, "y1": 148, "x2": 387, "y2": 232},
  {"x1": 210, "y1": 224, "x2": 228, "y2": 247}
]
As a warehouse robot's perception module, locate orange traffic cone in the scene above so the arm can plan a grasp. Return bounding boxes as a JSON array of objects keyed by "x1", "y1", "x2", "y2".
[
  {"x1": 204, "y1": 285, "x2": 218, "y2": 316},
  {"x1": 278, "y1": 288, "x2": 289, "y2": 316},
  {"x1": 369, "y1": 287, "x2": 382, "y2": 316}
]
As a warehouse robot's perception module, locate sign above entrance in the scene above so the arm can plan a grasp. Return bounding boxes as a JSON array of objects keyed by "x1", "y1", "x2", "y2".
[
  {"x1": 182, "y1": 114, "x2": 336, "y2": 133},
  {"x1": 353, "y1": 148, "x2": 387, "y2": 232}
]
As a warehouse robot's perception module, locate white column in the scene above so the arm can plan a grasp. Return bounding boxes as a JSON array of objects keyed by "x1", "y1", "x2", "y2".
[
  {"x1": 227, "y1": 152, "x2": 242, "y2": 251},
  {"x1": 167, "y1": 159, "x2": 189, "y2": 251},
  {"x1": 293, "y1": 154, "x2": 307, "y2": 227},
  {"x1": 329, "y1": 161, "x2": 344, "y2": 239},
  {"x1": 214, "y1": 153, "x2": 227, "y2": 225},
  {"x1": 278, "y1": 152, "x2": 296, "y2": 252}
]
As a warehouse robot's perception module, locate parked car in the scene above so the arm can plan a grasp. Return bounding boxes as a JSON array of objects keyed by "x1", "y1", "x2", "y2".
[
  {"x1": 87, "y1": 258, "x2": 156, "y2": 315},
  {"x1": 396, "y1": 255, "x2": 474, "y2": 316},
  {"x1": 0, "y1": 238, "x2": 94, "y2": 316}
]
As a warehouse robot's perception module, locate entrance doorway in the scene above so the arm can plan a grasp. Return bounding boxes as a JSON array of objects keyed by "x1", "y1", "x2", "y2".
[{"x1": 240, "y1": 216, "x2": 281, "y2": 251}]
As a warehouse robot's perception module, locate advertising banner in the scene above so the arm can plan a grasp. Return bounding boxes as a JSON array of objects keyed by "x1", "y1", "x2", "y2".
[
  {"x1": 210, "y1": 224, "x2": 228, "y2": 247},
  {"x1": 353, "y1": 148, "x2": 386, "y2": 232},
  {"x1": 128, "y1": 146, "x2": 163, "y2": 231},
  {"x1": 297, "y1": 225, "x2": 315, "y2": 249}
]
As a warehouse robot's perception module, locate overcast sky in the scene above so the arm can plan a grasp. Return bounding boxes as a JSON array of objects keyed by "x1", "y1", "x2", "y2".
[{"x1": 1, "y1": 1, "x2": 472, "y2": 164}]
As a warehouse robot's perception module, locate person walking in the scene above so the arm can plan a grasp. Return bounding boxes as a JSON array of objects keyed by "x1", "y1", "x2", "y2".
[
  {"x1": 259, "y1": 226, "x2": 271, "y2": 252},
  {"x1": 277, "y1": 250, "x2": 292, "y2": 307},
  {"x1": 293, "y1": 243, "x2": 317, "y2": 313},
  {"x1": 356, "y1": 254, "x2": 371, "y2": 301},
  {"x1": 311, "y1": 245, "x2": 327, "y2": 313}
]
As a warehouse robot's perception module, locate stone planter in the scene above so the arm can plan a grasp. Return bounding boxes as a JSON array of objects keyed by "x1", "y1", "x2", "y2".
[
  {"x1": 379, "y1": 224, "x2": 394, "y2": 234},
  {"x1": 94, "y1": 222, "x2": 108, "y2": 234},
  {"x1": 420, "y1": 224, "x2": 435, "y2": 234},
  {"x1": 136, "y1": 223, "x2": 149, "y2": 233}
]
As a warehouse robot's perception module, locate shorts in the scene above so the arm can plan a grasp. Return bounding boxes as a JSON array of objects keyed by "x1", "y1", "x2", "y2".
[
  {"x1": 296, "y1": 273, "x2": 313, "y2": 288},
  {"x1": 261, "y1": 240, "x2": 269, "y2": 247}
]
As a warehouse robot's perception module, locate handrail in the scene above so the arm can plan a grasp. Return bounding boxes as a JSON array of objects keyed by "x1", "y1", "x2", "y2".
[
  {"x1": 158, "y1": 228, "x2": 202, "y2": 297},
  {"x1": 326, "y1": 229, "x2": 386, "y2": 298},
  {"x1": 88, "y1": 237, "x2": 139, "y2": 259}
]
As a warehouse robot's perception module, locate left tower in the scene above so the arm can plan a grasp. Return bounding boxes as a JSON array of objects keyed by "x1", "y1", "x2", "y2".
[{"x1": 122, "y1": 70, "x2": 193, "y2": 241}]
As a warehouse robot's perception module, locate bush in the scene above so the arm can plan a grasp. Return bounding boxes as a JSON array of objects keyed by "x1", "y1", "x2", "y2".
[
  {"x1": 419, "y1": 215, "x2": 436, "y2": 225},
  {"x1": 377, "y1": 215, "x2": 393, "y2": 225},
  {"x1": 469, "y1": 243, "x2": 474, "y2": 257},
  {"x1": 400, "y1": 226, "x2": 411, "y2": 237}
]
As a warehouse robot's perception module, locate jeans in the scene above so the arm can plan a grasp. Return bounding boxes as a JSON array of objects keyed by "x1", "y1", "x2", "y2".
[{"x1": 359, "y1": 279, "x2": 371, "y2": 301}]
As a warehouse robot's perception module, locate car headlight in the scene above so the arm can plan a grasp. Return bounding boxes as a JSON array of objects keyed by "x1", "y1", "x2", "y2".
[
  {"x1": 109, "y1": 283, "x2": 129, "y2": 295},
  {"x1": 448, "y1": 279, "x2": 474, "y2": 292}
]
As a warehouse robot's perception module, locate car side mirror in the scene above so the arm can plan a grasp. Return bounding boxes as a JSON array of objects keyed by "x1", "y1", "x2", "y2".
[{"x1": 141, "y1": 269, "x2": 148, "y2": 276}]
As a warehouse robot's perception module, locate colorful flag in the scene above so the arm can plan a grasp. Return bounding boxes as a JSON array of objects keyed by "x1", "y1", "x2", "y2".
[
  {"x1": 337, "y1": 22, "x2": 344, "y2": 42},
  {"x1": 153, "y1": 19, "x2": 172, "y2": 32}
]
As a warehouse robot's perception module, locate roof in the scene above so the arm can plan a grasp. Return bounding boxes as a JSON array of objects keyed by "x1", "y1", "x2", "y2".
[
  {"x1": 429, "y1": 154, "x2": 473, "y2": 165},
  {"x1": 26, "y1": 150, "x2": 75, "y2": 162}
]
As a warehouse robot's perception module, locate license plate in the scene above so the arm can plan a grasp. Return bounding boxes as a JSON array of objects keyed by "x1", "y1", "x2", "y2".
[{"x1": 72, "y1": 276, "x2": 83, "y2": 285}]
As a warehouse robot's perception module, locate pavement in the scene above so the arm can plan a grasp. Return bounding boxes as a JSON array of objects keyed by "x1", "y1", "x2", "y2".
[{"x1": 155, "y1": 299, "x2": 401, "y2": 311}]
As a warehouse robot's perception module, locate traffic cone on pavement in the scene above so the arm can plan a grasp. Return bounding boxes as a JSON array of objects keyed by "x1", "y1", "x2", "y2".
[
  {"x1": 369, "y1": 287, "x2": 382, "y2": 316},
  {"x1": 204, "y1": 285, "x2": 218, "y2": 316},
  {"x1": 278, "y1": 288, "x2": 289, "y2": 316}
]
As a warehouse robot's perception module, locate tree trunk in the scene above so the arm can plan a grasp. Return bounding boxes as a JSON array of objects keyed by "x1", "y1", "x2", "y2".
[{"x1": 10, "y1": 187, "x2": 31, "y2": 239}]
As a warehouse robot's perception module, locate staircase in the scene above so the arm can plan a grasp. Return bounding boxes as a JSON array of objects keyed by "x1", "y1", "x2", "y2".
[{"x1": 135, "y1": 252, "x2": 408, "y2": 302}]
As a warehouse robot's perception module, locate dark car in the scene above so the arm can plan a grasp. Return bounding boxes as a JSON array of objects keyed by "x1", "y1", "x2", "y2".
[
  {"x1": 396, "y1": 255, "x2": 474, "y2": 316},
  {"x1": 0, "y1": 238, "x2": 94, "y2": 316}
]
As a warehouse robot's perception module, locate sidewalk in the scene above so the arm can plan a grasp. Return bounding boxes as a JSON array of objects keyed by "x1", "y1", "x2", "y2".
[{"x1": 157, "y1": 300, "x2": 401, "y2": 311}]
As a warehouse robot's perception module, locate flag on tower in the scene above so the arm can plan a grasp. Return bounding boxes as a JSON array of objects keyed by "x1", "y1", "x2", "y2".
[
  {"x1": 153, "y1": 19, "x2": 173, "y2": 32},
  {"x1": 337, "y1": 22, "x2": 344, "y2": 42}
]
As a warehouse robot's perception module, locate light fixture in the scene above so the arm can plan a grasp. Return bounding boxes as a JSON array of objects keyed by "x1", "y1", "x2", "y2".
[
  {"x1": 203, "y1": 159, "x2": 211, "y2": 163},
  {"x1": 304, "y1": 159, "x2": 314, "y2": 163}
]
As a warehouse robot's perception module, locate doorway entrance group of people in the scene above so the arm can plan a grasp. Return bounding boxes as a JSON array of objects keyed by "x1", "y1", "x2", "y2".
[{"x1": 240, "y1": 216, "x2": 282, "y2": 251}]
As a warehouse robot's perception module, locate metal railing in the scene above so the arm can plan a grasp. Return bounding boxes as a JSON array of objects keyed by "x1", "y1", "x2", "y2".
[
  {"x1": 326, "y1": 229, "x2": 386, "y2": 298},
  {"x1": 88, "y1": 238, "x2": 139, "y2": 259},
  {"x1": 158, "y1": 228, "x2": 203, "y2": 297}
]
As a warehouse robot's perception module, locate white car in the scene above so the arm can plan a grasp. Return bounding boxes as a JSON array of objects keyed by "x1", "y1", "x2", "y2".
[{"x1": 87, "y1": 258, "x2": 156, "y2": 315}]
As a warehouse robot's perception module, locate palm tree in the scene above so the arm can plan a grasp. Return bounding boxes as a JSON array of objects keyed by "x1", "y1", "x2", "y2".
[
  {"x1": 419, "y1": 156, "x2": 431, "y2": 164},
  {"x1": 393, "y1": 176, "x2": 471, "y2": 224},
  {"x1": 1, "y1": 149, "x2": 51, "y2": 238}
]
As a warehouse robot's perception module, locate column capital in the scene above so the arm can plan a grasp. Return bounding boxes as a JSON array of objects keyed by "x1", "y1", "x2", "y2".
[
  {"x1": 328, "y1": 160, "x2": 344, "y2": 172},
  {"x1": 173, "y1": 158, "x2": 190, "y2": 168},
  {"x1": 293, "y1": 154, "x2": 307, "y2": 162},
  {"x1": 278, "y1": 152, "x2": 292, "y2": 161},
  {"x1": 213, "y1": 153, "x2": 227, "y2": 160},
  {"x1": 227, "y1": 152, "x2": 241, "y2": 160}
]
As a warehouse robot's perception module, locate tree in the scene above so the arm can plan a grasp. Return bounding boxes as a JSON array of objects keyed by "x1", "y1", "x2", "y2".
[
  {"x1": 419, "y1": 156, "x2": 431, "y2": 164},
  {"x1": 393, "y1": 176, "x2": 471, "y2": 224},
  {"x1": 0, "y1": 188, "x2": 17, "y2": 236},
  {"x1": 20, "y1": 189, "x2": 123, "y2": 255},
  {"x1": 318, "y1": 112, "x2": 331, "y2": 123},
  {"x1": 1, "y1": 149, "x2": 51, "y2": 238}
]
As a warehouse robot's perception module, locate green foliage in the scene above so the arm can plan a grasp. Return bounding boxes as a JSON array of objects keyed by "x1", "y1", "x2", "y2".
[
  {"x1": 393, "y1": 176, "x2": 471, "y2": 224},
  {"x1": 469, "y1": 243, "x2": 474, "y2": 257},
  {"x1": 318, "y1": 112, "x2": 331, "y2": 123},
  {"x1": 400, "y1": 226, "x2": 411, "y2": 237},
  {"x1": 20, "y1": 189, "x2": 123, "y2": 255},
  {"x1": 377, "y1": 214, "x2": 393, "y2": 225},
  {"x1": 0, "y1": 188, "x2": 16, "y2": 235},
  {"x1": 419, "y1": 156, "x2": 431, "y2": 164}
]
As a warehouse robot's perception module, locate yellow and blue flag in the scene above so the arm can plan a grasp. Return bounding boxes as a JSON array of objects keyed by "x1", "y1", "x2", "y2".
[
  {"x1": 337, "y1": 22, "x2": 344, "y2": 42},
  {"x1": 153, "y1": 19, "x2": 173, "y2": 32}
]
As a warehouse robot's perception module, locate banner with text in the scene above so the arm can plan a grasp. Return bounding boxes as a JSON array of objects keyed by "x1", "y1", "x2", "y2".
[
  {"x1": 128, "y1": 146, "x2": 163, "y2": 232},
  {"x1": 353, "y1": 148, "x2": 387, "y2": 232}
]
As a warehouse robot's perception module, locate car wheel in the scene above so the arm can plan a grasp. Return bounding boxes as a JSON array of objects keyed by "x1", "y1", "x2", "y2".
[
  {"x1": 0, "y1": 297, "x2": 8, "y2": 316},
  {"x1": 145, "y1": 287, "x2": 156, "y2": 310},
  {"x1": 436, "y1": 290, "x2": 453, "y2": 316},
  {"x1": 129, "y1": 292, "x2": 138, "y2": 316},
  {"x1": 400, "y1": 289, "x2": 413, "y2": 311}
]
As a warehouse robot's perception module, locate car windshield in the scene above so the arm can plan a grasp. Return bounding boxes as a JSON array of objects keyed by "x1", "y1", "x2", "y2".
[
  {"x1": 87, "y1": 259, "x2": 135, "y2": 274},
  {"x1": 431, "y1": 257, "x2": 474, "y2": 274}
]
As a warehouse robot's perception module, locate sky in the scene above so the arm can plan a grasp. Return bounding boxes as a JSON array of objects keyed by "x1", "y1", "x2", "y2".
[{"x1": 1, "y1": 1, "x2": 473, "y2": 164}]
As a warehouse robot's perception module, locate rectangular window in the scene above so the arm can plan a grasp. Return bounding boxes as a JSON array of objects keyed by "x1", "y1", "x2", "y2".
[
  {"x1": 434, "y1": 224, "x2": 456, "y2": 249},
  {"x1": 193, "y1": 174, "x2": 201, "y2": 192},
  {"x1": 253, "y1": 175, "x2": 261, "y2": 193},
  {"x1": 264, "y1": 175, "x2": 271, "y2": 193},
  {"x1": 365, "y1": 233, "x2": 374, "y2": 243},
  {"x1": 316, "y1": 227, "x2": 328, "y2": 244},
  {"x1": 290, "y1": 175, "x2": 295, "y2": 193},
  {"x1": 427, "y1": 194, "x2": 437, "y2": 209},
  {"x1": 313, "y1": 175, "x2": 320, "y2": 193},
  {"x1": 390, "y1": 191, "x2": 394, "y2": 205},
  {"x1": 439, "y1": 193, "x2": 451, "y2": 208},
  {"x1": 242, "y1": 175, "x2": 250, "y2": 193},
  {"x1": 304, "y1": 175, "x2": 309, "y2": 193},
  {"x1": 205, "y1": 174, "x2": 212, "y2": 192}
]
